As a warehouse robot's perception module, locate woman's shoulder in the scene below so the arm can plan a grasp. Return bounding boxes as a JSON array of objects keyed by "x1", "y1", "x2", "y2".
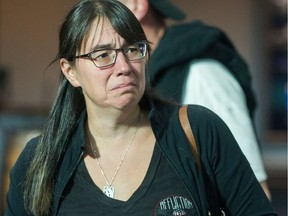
[
  {"x1": 19, "y1": 136, "x2": 40, "y2": 160},
  {"x1": 185, "y1": 104, "x2": 231, "y2": 136},
  {"x1": 186, "y1": 104, "x2": 221, "y2": 121},
  {"x1": 9, "y1": 136, "x2": 40, "y2": 181}
]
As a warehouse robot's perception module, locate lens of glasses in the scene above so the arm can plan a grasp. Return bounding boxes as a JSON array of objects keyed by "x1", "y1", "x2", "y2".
[
  {"x1": 89, "y1": 42, "x2": 147, "y2": 68},
  {"x1": 90, "y1": 49, "x2": 115, "y2": 67},
  {"x1": 123, "y1": 42, "x2": 147, "y2": 61}
]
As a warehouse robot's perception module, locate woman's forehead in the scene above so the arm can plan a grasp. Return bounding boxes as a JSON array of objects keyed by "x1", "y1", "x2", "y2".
[{"x1": 81, "y1": 17, "x2": 124, "y2": 52}]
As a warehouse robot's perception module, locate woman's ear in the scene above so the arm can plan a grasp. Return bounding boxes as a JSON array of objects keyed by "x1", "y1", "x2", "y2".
[
  {"x1": 60, "y1": 58, "x2": 81, "y2": 87},
  {"x1": 123, "y1": 0, "x2": 149, "y2": 21}
]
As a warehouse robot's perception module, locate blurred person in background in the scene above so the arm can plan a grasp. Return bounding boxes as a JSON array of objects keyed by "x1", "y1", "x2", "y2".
[{"x1": 119, "y1": 0, "x2": 271, "y2": 199}]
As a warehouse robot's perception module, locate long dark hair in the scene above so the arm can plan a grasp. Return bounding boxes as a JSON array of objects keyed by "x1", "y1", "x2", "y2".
[{"x1": 23, "y1": 0, "x2": 148, "y2": 215}]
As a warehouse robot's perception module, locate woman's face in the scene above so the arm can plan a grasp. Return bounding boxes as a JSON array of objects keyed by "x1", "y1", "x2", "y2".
[{"x1": 61, "y1": 18, "x2": 147, "y2": 111}]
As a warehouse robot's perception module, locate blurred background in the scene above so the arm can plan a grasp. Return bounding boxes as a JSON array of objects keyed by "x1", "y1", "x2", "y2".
[{"x1": 0, "y1": 0, "x2": 287, "y2": 215}]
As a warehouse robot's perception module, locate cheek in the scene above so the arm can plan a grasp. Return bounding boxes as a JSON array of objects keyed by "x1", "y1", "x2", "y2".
[
  {"x1": 138, "y1": 64, "x2": 146, "y2": 85},
  {"x1": 83, "y1": 73, "x2": 109, "y2": 94},
  {"x1": 76, "y1": 63, "x2": 110, "y2": 95},
  {"x1": 81, "y1": 74, "x2": 110, "y2": 107}
]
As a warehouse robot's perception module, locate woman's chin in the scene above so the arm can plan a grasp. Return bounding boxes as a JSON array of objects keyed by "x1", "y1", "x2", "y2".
[{"x1": 113, "y1": 96, "x2": 140, "y2": 110}]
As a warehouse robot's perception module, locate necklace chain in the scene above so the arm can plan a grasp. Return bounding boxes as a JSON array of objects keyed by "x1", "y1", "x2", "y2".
[{"x1": 89, "y1": 113, "x2": 141, "y2": 198}]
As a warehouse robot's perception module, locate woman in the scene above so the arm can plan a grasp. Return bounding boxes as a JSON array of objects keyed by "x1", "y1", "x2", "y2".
[{"x1": 5, "y1": 0, "x2": 276, "y2": 215}]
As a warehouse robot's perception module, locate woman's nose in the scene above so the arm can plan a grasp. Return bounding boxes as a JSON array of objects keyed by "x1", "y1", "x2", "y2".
[{"x1": 113, "y1": 52, "x2": 131, "y2": 76}]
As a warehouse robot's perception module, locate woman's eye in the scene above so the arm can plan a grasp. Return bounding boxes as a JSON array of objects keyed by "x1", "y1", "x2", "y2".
[
  {"x1": 127, "y1": 47, "x2": 139, "y2": 54},
  {"x1": 94, "y1": 51, "x2": 110, "y2": 60}
]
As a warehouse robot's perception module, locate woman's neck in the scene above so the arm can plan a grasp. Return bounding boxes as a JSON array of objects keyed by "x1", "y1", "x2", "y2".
[{"x1": 86, "y1": 106, "x2": 142, "y2": 146}]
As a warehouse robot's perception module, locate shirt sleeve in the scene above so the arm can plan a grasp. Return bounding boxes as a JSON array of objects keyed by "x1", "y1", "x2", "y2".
[
  {"x1": 4, "y1": 139, "x2": 37, "y2": 216},
  {"x1": 182, "y1": 59, "x2": 267, "y2": 182},
  {"x1": 187, "y1": 105, "x2": 275, "y2": 215}
]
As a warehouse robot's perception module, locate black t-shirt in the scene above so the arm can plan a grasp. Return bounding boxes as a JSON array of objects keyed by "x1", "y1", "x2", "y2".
[{"x1": 58, "y1": 144, "x2": 200, "y2": 215}]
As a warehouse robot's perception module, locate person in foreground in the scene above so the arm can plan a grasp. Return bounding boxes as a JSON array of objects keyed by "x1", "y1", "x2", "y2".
[
  {"x1": 119, "y1": 0, "x2": 271, "y2": 199},
  {"x1": 5, "y1": 0, "x2": 276, "y2": 215}
]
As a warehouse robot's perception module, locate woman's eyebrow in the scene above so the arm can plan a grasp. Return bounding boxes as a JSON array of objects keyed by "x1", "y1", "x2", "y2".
[
  {"x1": 91, "y1": 43, "x2": 112, "y2": 51},
  {"x1": 91, "y1": 42, "x2": 129, "y2": 51}
]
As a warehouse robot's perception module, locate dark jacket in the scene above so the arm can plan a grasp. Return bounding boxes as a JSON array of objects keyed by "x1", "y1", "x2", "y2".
[
  {"x1": 5, "y1": 101, "x2": 276, "y2": 215},
  {"x1": 148, "y1": 21, "x2": 257, "y2": 119}
]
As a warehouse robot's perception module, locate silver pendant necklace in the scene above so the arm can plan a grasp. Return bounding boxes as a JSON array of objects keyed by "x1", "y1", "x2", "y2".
[{"x1": 89, "y1": 113, "x2": 141, "y2": 198}]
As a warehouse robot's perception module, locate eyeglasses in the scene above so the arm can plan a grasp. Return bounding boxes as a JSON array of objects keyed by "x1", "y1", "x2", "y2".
[{"x1": 74, "y1": 41, "x2": 147, "y2": 68}]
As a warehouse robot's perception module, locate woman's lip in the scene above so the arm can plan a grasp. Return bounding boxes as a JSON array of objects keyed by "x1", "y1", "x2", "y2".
[{"x1": 111, "y1": 82, "x2": 136, "y2": 90}]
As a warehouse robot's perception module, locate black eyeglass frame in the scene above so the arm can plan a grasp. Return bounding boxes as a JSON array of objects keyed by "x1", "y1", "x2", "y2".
[{"x1": 72, "y1": 41, "x2": 148, "y2": 68}]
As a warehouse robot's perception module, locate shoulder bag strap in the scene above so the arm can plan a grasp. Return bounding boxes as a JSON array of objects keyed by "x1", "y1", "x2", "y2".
[
  {"x1": 178, "y1": 106, "x2": 202, "y2": 171},
  {"x1": 178, "y1": 106, "x2": 225, "y2": 216}
]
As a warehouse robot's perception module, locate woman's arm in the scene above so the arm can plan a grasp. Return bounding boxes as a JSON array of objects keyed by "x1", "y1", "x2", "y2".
[
  {"x1": 187, "y1": 105, "x2": 276, "y2": 215},
  {"x1": 4, "y1": 139, "x2": 37, "y2": 216}
]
